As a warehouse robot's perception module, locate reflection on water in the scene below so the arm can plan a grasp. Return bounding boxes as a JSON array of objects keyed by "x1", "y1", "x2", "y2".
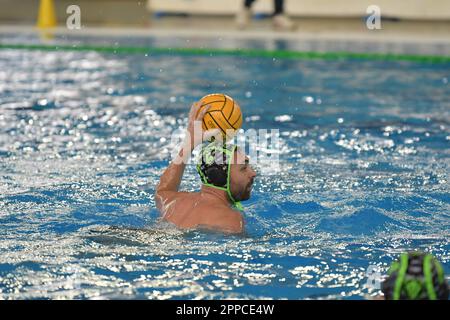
[{"x1": 0, "y1": 45, "x2": 449, "y2": 299}]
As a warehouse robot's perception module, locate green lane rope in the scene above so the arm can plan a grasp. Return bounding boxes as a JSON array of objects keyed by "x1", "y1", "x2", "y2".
[{"x1": 0, "y1": 43, "x2": 449, "y2": 63}]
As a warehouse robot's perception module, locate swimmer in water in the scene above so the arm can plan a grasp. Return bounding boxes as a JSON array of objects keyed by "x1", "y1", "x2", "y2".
[{"x1": 155, "y1": 102, "x2": 257, "y2": 234}]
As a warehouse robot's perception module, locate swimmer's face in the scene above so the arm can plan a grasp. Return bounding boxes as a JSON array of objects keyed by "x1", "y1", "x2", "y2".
[{"x1": 229, "y1": 150, "x2": 257, "y2": 202}]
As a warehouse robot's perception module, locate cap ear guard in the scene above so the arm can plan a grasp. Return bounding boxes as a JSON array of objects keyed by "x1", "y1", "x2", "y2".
[
  {"x1": 202, "y1": 165, "x2": 227, "y2": 187},
  {"x1": 196, "y1": 142, "x2": 244, "y2": 211},
  {"x1": 196, "y1": 143, "x2": 228, "y2": 188}
]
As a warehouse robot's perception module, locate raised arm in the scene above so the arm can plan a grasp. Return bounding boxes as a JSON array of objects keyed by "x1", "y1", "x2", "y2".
[{"x1": 155, "y1": 102, "x2": 219, "y2": 212}]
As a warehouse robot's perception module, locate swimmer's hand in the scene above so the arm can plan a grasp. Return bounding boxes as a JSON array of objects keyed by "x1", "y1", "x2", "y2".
[
  {"x1": 186, "y1": 102, "x2": 221, "y2": 151},
  {"x1": 173, "y1": 102, "x2": 220, "y2": 165}
]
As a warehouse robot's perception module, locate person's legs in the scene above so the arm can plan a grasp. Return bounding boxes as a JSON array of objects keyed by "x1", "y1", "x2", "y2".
[
  {"x1": 246, "y1": 0, "x2": 283, "y2": 16},
  {"x1": 273, "y1": 0, "x2": 284, "y2": 16},
  {"x1": 272, "y1": 0, "x2": 295, "y2": 30},
  {"x1": 245, "y1": 0, "x2": 256, "y2": 8},
  {"x1": 236, "y1": 0, "x2": 255, "y2": 29}
]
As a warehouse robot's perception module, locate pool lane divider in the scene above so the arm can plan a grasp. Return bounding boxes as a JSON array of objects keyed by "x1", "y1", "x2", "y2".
[{"x1": 0, "y1": 43, "x2": 449, "y2": 64}]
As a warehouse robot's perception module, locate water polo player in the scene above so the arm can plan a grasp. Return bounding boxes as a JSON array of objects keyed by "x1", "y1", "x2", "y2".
[{"x1": 155, "y1": 101, "x2": 257, "y2": 234}]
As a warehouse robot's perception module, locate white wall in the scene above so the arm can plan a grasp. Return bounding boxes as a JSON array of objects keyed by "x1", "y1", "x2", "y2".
[{"x1": 148, "y1": 0, "x2": 450, "y2": 20}]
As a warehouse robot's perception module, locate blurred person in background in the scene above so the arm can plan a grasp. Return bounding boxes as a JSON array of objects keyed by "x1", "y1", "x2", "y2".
[{"x1": 236, "y1": 0, "x2": 296, "y2": 31}]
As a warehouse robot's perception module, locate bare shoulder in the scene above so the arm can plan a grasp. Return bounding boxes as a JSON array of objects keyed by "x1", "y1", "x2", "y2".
[
  {"x1": 197, "y1": 205, "x2": 244, "y2": 234},
  {"x1": 155, "y1": 191, "x2": 192, "y2": 217},
  {"x1": 155, "y1": 190, "x2": 191, "y2": 215}
]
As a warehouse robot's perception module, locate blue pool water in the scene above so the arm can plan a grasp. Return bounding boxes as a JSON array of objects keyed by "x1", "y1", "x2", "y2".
[{"x1": 0, "y1": 36, "x2": 449, "y2": 299}]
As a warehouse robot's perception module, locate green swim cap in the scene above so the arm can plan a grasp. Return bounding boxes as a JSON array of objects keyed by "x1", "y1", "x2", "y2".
[
  {"x1": 196, "y1": 142, "x2": 243, "y2": 211},
  {"x1": 382, "y1": 252, "x2": 449, "y2": 300}
]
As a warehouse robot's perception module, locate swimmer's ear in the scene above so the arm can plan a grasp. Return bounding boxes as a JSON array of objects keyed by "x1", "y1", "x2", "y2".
[{"x1": 203, "y1": 128, "x2": 221, "y2": 142}]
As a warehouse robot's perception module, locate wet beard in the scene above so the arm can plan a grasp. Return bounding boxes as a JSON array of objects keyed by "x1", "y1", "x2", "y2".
[{"x1": 233, "y1": 183, "x2": 252, "y2": 202}]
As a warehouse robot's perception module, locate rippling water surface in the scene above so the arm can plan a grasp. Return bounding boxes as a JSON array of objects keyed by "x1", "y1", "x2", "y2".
[{"x1": 0, "y1": 41, "x2": 449, "y2": 299}]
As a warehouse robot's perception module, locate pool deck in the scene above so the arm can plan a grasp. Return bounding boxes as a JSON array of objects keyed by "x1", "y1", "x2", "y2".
[{"x1": 1, "y1": 16, "x2": 449, "y2": 55}]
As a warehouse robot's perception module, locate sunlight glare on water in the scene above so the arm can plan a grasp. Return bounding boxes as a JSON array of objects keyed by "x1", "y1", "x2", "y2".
[{"x1": 0, "y1": 41, "x2": 449, "y2": 299}]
